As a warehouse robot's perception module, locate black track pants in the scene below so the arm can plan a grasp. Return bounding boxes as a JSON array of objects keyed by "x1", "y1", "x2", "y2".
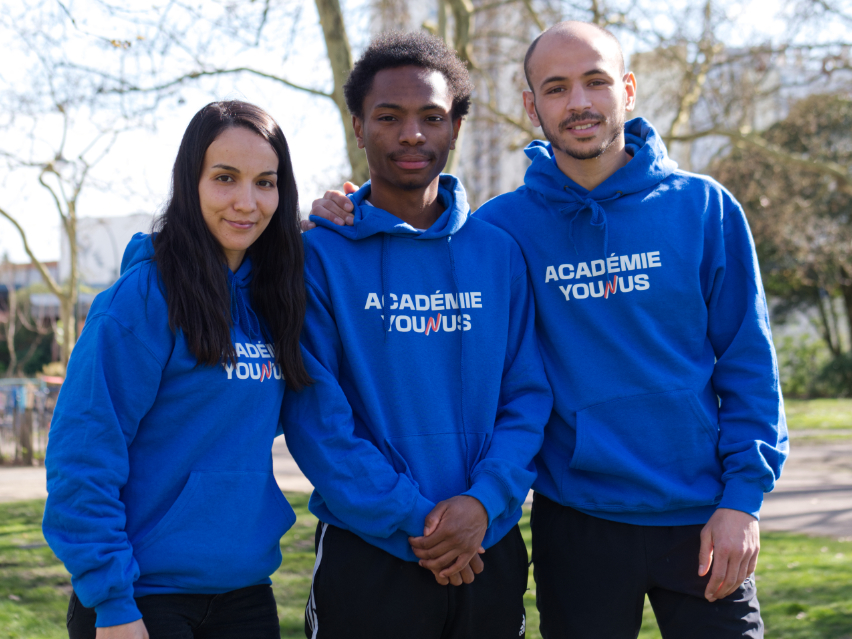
[
  {"x1": 531, "y1": 493, "x2": 763, "y2": 639},
  {"x1": 67, "y1": 584, "x2": 280, "y2": 639},
  {"x1": 305, "y1": 522, "x2": 529, "y2": 639}
]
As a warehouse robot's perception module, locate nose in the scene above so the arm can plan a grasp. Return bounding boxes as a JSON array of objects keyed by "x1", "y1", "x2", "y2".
[
  {"x1": 233, "y1": 181, "x2": 257, "y2": 214},
  {"x1": 398, "y1": 118, "x2": 426, "y2": 146},
  {"x1": 566, "y1": 83, "x2": 593, "y2": 113}
]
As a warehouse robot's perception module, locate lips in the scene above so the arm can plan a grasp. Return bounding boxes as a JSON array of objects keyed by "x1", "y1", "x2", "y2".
[
  {"x1": 559, "y1": 114, "x2": 605, "y2": 136},
  {"x1": 226, "y1": 220, "x2": 255, "y2": 230},
  {"x1": 390, "y1": 153, "x2": 434, "y2": 170}
]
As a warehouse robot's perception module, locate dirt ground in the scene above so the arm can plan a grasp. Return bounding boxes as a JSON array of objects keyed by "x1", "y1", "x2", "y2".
[{"x1": 2, "y1": 435, "x2": 849, "y2": 539}]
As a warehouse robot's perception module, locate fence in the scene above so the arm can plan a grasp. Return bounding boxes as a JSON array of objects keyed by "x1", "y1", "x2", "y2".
[{"x1": 0, "y1": 378, "x2": 60, "y2": 465}]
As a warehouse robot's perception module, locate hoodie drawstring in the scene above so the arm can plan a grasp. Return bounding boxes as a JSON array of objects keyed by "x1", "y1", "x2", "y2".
[
  {"x1": 446, "y1": 236, "x2": 471, "y2": 489},
  {"x1": 560, "y1": 187, "x2": 622, "y2": 257},
  {"x1": 381, "y1": 234, "x2": 391, "y2": 341}
]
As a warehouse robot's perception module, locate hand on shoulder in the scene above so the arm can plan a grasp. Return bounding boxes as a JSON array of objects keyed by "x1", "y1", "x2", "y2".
[{"x1": 300, "y1": 182, "x2": 358, "y2": 231}]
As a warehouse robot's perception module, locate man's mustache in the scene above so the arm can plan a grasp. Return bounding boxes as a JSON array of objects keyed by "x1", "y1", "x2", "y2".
[{"x1": 558, "y1": 112, "x2": 605, "y2": 132}]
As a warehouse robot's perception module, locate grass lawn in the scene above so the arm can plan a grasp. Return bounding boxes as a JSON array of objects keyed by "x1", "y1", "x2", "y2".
[
  {"x1": 1, "y1": 496, "x2": 850, "y2": 638},
  {"x1": 785, "y1": 399, "x2": 852, "y2": 444}
]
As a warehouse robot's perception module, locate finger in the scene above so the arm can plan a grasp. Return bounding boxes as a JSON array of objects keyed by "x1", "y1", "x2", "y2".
[
  {"x1": 409, "y1": 535, "x2": 449, "y2": 553},
  {"x1": 746, "y1": 547, "x2": 759, "y2": 577},
  {"x1": 423, "y1": 502, "x2": 450, "y2": 537},
  {"x1": 343, "y1": 181, "x2": 359, "y2": 195},
  {"x1": 326, "y1": 190, "x2": 354, "y2": 213},
  {"x1": 419, "y1": 549, "x2": 463, "y2": 572},
  {"x1": 299, "y1": 219, "x2": 316, "y2": 231},
  {"x1": 449, "y1": 571, "x2": 463, "y2": 586},
  {"x1": 470, "y1": 553, "x2": 484, "y2": 574},
  {"x1": 439, "y1": 553, "x2": 474, "y2": 578},
  {"x1": 705, "y1": 553, "x2": 728, "y2": 602},
  {"x1": 698, "y1": 526, "x2": 713, "y2": 577},
  {"x1": 460, "y1": 564, "x2": 475, "y2": 585},
  {"x1": 309, "y1": 199, "x2": 350, "y2": 224},
  {"x1": 432, "y1": 571, "x2": 449, "y2": 586},
  {"x1": 718, "y1": 556, "x2": 745, "y2": 600}
]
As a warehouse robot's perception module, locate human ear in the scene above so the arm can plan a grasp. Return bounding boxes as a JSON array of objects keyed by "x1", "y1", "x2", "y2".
[
  {"x1": 450, "y1": 117, "x2": 462, "y2": 150},
  {"x1": 523, "y1": 90, "x2": 541, "y2": 127},
  {"x1": 353, "y1": 116, "x2": 365, "y2": 149},
  {"x1": 623, "y1": 72, "x2": 637, "y2": 113}
]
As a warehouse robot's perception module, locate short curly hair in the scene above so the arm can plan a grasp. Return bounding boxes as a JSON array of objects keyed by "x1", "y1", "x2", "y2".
[{"x1": 344, "y1": 31, "x2": 473, "y2": 122}]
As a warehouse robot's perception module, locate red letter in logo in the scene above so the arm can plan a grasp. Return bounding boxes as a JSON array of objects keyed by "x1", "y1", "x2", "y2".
[
  {"x1": 425, "y1": 314, "x2": 442, "y2": 336},
  {"x1": 604, "y1": 276, "x2": 618, "y2": 299}
]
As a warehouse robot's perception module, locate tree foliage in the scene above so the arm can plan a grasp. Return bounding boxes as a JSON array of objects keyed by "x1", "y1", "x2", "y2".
[{"x1": 713, "y1": 93, "x2": 852, "y2": 391}]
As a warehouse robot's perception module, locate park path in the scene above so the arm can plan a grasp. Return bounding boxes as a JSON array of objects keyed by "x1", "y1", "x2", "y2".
[{"x1": 1, "y1": 436, "x2": 849, "y2": 539}]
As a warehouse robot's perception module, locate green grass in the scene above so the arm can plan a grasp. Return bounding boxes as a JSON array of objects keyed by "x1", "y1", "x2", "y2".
[
  {"x1": 784, "y1": 399, "x2": 852, "y2": 444},
  {"x1": 786, "y1": 399, "x2": 852, "y2": 431},
  {"x1": 2, "y1": 497, "x2": 851, "y2": 638}
]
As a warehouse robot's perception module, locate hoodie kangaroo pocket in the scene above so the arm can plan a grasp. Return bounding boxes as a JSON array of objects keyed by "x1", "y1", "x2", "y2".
[
  {"x1": 132, "y1": 471, "x2": 295, "y2": 590},
  {"x1": 563, "y1": 390, "x2": 724, "y2": 512},
  {"x1": 387, "y1": 432, "x2": 485, "y2": 505}
]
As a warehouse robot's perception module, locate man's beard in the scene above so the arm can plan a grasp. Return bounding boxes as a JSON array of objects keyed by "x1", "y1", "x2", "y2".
[{"x1": 538, "y1": 109, "x2": 625, "y2": 160}]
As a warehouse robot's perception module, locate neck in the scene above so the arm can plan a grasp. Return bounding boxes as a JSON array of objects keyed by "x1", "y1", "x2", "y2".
[
  {"x1": 367, "y1": 176, "x2": 442, "y2": 229},
  {"x1": 224, "y1": 250, "x2": 245, "y2": 273},
  {"x1": 552, "y1": 135, "x2": 632, "y2": 192}
]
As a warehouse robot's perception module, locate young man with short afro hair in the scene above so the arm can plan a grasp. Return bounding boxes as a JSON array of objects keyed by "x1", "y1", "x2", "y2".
[{"x1": 283, "y1": 31, "x2": 551, "y2": 639}]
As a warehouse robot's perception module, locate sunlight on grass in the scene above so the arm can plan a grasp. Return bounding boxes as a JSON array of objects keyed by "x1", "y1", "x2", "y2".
[
  {"x1": 1, "y1": 492, "x2": 850, "y2": 638},
  {"x1": 785, "y1": 399, "x2": 852, "y2": 430}
]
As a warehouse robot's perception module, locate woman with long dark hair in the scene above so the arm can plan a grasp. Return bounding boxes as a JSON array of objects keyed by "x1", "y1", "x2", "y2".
[{"x1": 43, "y1": 101, "x2": 310, "y2": 639}]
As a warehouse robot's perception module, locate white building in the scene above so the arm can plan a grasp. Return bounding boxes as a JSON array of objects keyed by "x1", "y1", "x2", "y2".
[{"x1": 60, "y1": 213, "x2": 156, "y2": 288}]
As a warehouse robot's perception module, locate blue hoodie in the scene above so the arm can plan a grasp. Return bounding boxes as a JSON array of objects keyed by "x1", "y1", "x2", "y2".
[
  {"x1": 43, "y1": 234, "x2": 296, "y2": 628},
  {"x1": 281, "y1": 175, "x2": 552, "y2": 561},
  {"x1": 475, "y1": 118, "x2": 788, "y2": 526}
]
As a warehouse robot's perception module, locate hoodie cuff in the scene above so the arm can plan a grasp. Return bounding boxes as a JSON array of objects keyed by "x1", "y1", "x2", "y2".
[
  {"x1": 464, "y1": 473, "x2": 511, "y2": 527},
  {"x1": 400, "y1": 493, "x2": 437, "y2": 538},
  {"x1": 94, "y1": 593, "x2": 142, "y2": 628},
  {"x1": 718, "y1": 477, "x2": 765, "y2": 520}
]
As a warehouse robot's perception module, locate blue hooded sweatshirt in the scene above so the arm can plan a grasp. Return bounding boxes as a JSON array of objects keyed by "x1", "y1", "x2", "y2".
[
  {"x1": 43, "y1": 234, "x2": 296, "y2": 628},
  {"x1": 281, "y1": 175, "x2": 552, "y2": 561},
  {"x1": 475, "y1": 118, "x2": 788, "y2": 526}
]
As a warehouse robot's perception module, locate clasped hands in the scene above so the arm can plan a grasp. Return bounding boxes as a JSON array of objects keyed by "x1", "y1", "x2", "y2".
[{"x1": 409, "y1": 495, "x2": 489, "y2": 586}]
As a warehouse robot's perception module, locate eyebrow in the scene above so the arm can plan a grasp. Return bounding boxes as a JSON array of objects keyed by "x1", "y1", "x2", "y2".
[
  {"x1": 540, "y1": 69, "x2": 613, "y2": 86},
  {"x1": 372, "y1": 102, "x2": 448, "y2": 113},
  {"x1": 211, "y1": 164, "x2": 277, "y2": 177}
]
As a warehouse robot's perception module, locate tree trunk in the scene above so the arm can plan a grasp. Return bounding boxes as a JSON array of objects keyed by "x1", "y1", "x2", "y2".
[
  {"x1": 841, "y1": 284, "x2": 852, "y2": 354},
  {"x1": 4, "y1": 265, "x2": 17, "y2": 377},
  {"x1": 59, "y1": 294, "x2": 76, "y2": 370},
  {"x1": 20, "y1": 407, "x2": 33, "y2": 466},
  {"x1": 816, "y1": 289, "x2": 840, "y2": 357},
  {"x1": 314, "y1": 0, "x2": 370, "y2": 185}
]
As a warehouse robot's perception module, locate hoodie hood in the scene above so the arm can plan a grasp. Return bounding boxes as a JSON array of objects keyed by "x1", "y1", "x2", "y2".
[
  {"x1": 309, "y1": 174, "x2": 470, "y2": 240},
  {"x1": 523, "y1": 117, "x2": 678, "y2": 201},
  {"x1": 523, "y1": 118, "x2": 678, "y2": 256},
  {"x1": 119, "y1": 232, "x2": 260, "y2": 340},
  {"x1": 309, "y1": 175, "x2": 471, "y2": 337},
  {"x1": 120, "y1": 232, "x2": 156, "y2": 275}
]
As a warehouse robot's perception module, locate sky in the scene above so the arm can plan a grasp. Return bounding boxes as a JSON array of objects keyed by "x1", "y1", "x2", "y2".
[{"x1": 0, "y1": 0, "x2": 823, "y2": 265}]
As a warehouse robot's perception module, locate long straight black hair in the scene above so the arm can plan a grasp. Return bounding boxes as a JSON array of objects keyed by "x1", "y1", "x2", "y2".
[{"x1": 153, "y1": 100, "x2": 310, "y2": 389}]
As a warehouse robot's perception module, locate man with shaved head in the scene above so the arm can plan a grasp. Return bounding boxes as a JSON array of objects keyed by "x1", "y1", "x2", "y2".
[{"x1": 308, "y1": 20, "x2": 787, "y2": 638}]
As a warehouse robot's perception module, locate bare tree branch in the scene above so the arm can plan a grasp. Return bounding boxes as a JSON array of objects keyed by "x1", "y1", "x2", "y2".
[
  {"x1": 99, "y1": 67, "x2": 333, "y2": 100},
  {"x1": 669, "y1": 128, "x2": 852, "y2": 190},
  {"x1": 0, "y1": 208, "x2": 63, "y2": 298}
]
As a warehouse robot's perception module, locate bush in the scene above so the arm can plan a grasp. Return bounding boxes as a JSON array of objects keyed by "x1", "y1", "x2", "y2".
[{"x1": 775, "y1": 335, "x2": 852, "y2": 398}]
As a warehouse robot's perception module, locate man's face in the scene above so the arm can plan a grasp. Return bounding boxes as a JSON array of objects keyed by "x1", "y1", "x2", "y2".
[
  {"x1": 523, "y1": 29, "x2": 636, "y2": 161},
  {"x1": 354, "y1": 66, "x2": 460, "y2": 191}
]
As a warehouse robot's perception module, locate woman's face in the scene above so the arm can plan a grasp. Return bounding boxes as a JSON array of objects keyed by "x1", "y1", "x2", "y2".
[{"x1": 198, "y1": 126, "x2": 280, "y2": 272}]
